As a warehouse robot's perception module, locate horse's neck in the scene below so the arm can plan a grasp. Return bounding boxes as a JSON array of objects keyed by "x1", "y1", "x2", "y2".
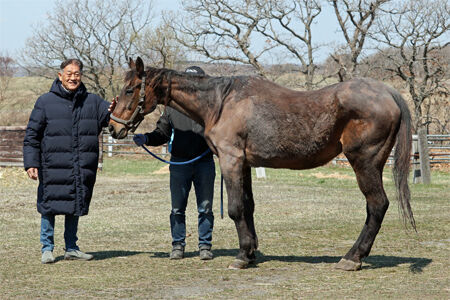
[
  {"x1": 168, "y1": 100, "x2": 205, "y2": 126},
  {"x1": 166, "y1": 76, "x2": 213, "y2": 126}
]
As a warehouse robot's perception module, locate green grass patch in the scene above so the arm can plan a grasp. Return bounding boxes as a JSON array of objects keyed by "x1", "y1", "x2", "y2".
[{"x1": 101, "y1": 155, "x2": 168, "y2": 176}]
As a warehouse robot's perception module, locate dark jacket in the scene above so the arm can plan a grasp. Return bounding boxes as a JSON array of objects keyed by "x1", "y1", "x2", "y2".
[
  {"x1": 23, "y1": 79, "x2": 110, "y2": 216},
  {"x1": 144, "y1": 107, "x2": 212, "y2": 160}
]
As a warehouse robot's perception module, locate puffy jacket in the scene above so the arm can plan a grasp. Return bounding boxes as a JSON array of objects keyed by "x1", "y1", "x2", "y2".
[
  {"x1": 144, "y1": 107, "x2": 212, "y2": 160},
  {"x1": 23, "y1": 79, "x2": 110, "y2": 216}
]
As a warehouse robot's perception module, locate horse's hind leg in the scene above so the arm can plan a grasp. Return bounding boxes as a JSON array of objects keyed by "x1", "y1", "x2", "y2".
[
  {"x1": 220, "y1": 155, "x2": 258, "y2": 269},
  {"x1": 336, "y1": 138, "x2": 395, "y2": 271},
  {"x1": 230, "y1": 165, "x2": 258, "y2": 269}
]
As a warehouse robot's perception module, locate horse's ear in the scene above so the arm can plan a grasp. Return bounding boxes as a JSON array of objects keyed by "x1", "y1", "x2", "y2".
[
  {"x1": 128, "y1": 57, "x2": 135, "y2": 69},
  {"x1": 135, "y1": 57, "x2": 144, "y2": 77}
]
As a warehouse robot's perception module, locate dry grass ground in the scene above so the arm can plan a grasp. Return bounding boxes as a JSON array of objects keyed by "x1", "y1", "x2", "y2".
[
  {"x1": 0, "y1": 158, "x2": 449, "y2": 299},
  {"x1": 0, "y1": 76, "x2": 52, "y2": 126}
]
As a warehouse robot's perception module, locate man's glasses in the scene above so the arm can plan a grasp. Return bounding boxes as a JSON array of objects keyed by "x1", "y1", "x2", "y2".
[{"x1": 65, "y1": 72, "x2": 81, "y2": 78}]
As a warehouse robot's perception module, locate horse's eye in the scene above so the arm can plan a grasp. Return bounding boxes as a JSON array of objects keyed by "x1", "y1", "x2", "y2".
[{"x1": 125, "y1": 89, "x2": 134, "y2": 95}]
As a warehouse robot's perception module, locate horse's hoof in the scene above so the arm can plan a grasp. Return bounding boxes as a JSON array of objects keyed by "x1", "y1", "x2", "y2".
[
  {"x1": 228, "y1": 259, "x2": 249, "y2": 270},
  {"x1": 335, "y1": 258, "x2": 362, "y2": 271}
]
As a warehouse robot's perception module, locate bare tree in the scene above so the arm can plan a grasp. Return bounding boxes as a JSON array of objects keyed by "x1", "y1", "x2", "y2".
[
  {"x1": 136, "y1": 22, "x2": 186, "y2": 69},
  {"x1": 168, "y1": 0, "x2": 327, "y2": 89},
  {"x1": 256, "y1": 0, "x2": 323, "y2": 89},
  {"x1": 20, "y1": 0, "x2": 153, "y2": 99},
  {"x1": 0, "y1": 54, "x2": 16, "y2": 102},
  {"x1": 168, "y1": 0, "x2": 272, "y2": 77},
  {"x1": 373, "y1": 0, "x2": 450, "y2": 132},
  {"x1": 329, "y1": 0, "x2": 389, "y2": 81}
]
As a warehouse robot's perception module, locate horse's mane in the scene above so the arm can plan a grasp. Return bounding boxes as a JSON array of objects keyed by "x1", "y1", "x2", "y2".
[
  {"x1": 125, "y1": 66, "x2": 244, "y2": 125},
  {"x1": 142, "y1": 67, "x2": 238, "y2": 125}
]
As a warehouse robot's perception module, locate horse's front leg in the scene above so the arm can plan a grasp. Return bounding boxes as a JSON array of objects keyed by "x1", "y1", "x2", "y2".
[{"x1": 220, "y1": 155, "x2": 258, "y2": 269}]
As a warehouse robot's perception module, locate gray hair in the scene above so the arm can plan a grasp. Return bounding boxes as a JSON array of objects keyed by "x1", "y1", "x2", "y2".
[{"x1": 60, "y1": 58, "x2": 83, "y2": 72}]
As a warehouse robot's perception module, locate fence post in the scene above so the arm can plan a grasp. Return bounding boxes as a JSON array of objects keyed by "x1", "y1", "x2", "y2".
[
  {"x1": 412, "y1": 136, "x2": 420, "y2": 184},
  {"x1": 108, "y1": 135, "x2": 113, "y2": 157},
  {"x1": 417, "y1": 127, "x2": 431, "y2": 184},
  {"x1": 98, "y1": 132, "x2": 103, "y2": 170},
  {"x1": 255, "y1": 167, "x2": 266, "y2": 179}
]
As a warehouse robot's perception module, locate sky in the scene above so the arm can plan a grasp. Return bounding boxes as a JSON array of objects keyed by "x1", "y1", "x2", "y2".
[
  {"x1": 0, "y1": 0, "x2": 50, "y2": 54},
  {"x1": 0, "y1": 0, "x2": 181, "y2": 55},
  {"x1": 0, "y1": 0, "x2": 340, "y2": 62}
]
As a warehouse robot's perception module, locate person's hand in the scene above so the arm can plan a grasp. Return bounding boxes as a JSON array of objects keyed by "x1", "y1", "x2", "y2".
[
  {"x1": 133, "y1": 134, "x2": 148, "y2": 146},
  {"x1": 26, "y1": 168, "x2": 38, "y2": 180},
  {"x1": 108, "y1": 96, "x2": 118, "y2": 112}
]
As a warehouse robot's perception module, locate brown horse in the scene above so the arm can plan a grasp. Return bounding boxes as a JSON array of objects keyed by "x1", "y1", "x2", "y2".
[{"x1": 109, "y1": 57, "x2": 416, "y2": 271}]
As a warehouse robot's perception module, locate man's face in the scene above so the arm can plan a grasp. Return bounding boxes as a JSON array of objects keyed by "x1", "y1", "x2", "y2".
[{"x1": 58, "y1": 63, "x2": 82, "y2": 92}]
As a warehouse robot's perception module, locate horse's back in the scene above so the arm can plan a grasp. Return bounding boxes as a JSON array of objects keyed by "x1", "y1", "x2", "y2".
[
  {"x1": 219, "y1": 77, "x2": 343, "y2": 168},
  {"x1": 222, "y1": 77, "x2": 401, "y2": 169}
]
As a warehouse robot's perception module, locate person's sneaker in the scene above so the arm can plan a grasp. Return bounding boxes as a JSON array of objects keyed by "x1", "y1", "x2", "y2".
[
  {"x1": 170, "y1": 244, "x2": 184, "y2": 260},
  {"x1": 199, "y1": 245, "x2": 213, "y2": 260},
  {"x1": 64, "y1": 249, "x2": 94, "y2": 261},
  {"x1": 41, "y1": 251, "x2": 55, "y2": 264}
]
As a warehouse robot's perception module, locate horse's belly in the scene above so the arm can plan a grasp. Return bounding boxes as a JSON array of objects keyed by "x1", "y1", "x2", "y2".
[
  {"x1": 245, "y1": 143, "x2": 341, "y2": 170},
  {"x1": 253, "y1": 158, "x2": 324, "y2": 170}
]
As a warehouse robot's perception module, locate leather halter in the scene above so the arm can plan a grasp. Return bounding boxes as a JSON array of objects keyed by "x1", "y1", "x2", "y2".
[{"x1": 110, "y1": 75, "x2": 146, "y2": 133}]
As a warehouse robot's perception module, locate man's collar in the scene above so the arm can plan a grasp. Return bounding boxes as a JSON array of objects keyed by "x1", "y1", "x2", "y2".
[{"x1": 61, "y1": 84, "x2": 75, "y2": 94}]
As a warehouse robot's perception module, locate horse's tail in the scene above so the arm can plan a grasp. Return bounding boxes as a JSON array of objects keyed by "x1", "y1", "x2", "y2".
[{"x1": 391, "y1": 91, "x2": 416, "y2": 231}]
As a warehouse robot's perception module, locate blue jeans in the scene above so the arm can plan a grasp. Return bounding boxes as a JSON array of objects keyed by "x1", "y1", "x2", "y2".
[
  {"x1": 169, "y1": 157, "x2": 215, "y2": 248},
  {"x1": 40, "y1": 214, "x2": 80, "y2": 252}
]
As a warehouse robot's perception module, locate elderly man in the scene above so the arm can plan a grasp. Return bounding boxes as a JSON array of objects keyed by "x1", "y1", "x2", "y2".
[{"x1": 23, "y1": 58, "x2": 112, "y2": 264}]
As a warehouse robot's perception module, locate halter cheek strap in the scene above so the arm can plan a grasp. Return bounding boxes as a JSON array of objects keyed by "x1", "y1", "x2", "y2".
[{"x1": 110, "y1": 75, "x2": 146, "y2": 133}]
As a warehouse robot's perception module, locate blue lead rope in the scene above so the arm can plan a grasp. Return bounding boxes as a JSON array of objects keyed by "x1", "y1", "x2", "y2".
[
  {"x1": 141, "y1": 145, "x2": 224, "y2": 219},
  {"x1": 141, "y1": 145, "x2": 211, "y2": 165}
]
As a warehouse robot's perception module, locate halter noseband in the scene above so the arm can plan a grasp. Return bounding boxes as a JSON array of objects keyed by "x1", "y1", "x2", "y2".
[{"x1": 110, "y1": 75, "x2": 146, "y2": 133}]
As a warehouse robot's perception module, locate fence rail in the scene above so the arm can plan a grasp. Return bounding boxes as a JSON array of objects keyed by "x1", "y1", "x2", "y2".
[
  {"x1": 0, "y1": 126, "x2": 27, "y2": 167},
  {"x1": 100, "y1": 132, "x2": 168, "y2": 157}
]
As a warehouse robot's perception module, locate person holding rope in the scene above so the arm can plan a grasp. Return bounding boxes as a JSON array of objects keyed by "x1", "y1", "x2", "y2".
[
  {"x1": 23, "y1": 58, "x2": 115, "y2": 264},
  {"x1": 133, "y1": 66, "x2": 215, "y2": 260}
]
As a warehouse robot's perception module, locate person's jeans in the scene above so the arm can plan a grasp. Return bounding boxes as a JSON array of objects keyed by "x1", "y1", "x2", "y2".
[
  {"x1": 169, "y1": 157, "x2": 215, "y2": 248},
  {"x1": 40, "y1": 214, "x2": 80, "y2": 253}
]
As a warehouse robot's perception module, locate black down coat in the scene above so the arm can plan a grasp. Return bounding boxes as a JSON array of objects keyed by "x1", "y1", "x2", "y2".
[{"x1": 23, "y1": 79, "x2": 110, "y2": 216}]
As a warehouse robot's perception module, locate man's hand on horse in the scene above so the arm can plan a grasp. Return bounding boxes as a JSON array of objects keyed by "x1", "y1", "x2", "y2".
[
  {"x1": 26, "y1": 167, "x2": 38, "y2": 180},
  {"x1": 108, "y1": 96, "x2": 118, "y2": 112},
  {"x1": 133, "y1": 134, "x2": 148, "y2": 146}
]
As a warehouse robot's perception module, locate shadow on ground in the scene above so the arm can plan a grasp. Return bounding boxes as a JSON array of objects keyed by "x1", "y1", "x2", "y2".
[
  {"x1": 258, "y1": 252, "x2": 431, "y2": 272},
  {"x1": 363, "y1": 255, "x2": 432, "y2": 273},
  {"x1": 53, "y1": 250, "x2": 145, "y2": 262},
  {"x1": 80, "y1": 249, "x2": 432, "y2": 273},
  {"x1": 89, "y1": 250, "x2": 145, "y2": 261}
]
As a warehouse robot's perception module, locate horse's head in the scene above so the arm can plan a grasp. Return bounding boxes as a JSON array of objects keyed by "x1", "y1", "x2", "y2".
[{"x1": 108, "y1": 57, "x2": 161, "y2": 139}]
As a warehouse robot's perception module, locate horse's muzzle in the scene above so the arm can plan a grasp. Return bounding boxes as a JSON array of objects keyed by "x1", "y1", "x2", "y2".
[{"x1": 108, "y1": 124, "x2": 127, "y2": 139}]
